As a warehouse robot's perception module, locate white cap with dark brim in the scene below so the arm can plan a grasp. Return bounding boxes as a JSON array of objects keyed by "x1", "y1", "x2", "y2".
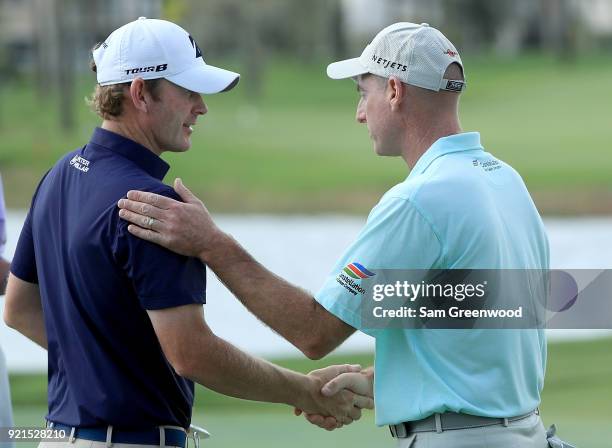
[{"x1": 93, "y1": 17, "x2": 240, "y2": 94}]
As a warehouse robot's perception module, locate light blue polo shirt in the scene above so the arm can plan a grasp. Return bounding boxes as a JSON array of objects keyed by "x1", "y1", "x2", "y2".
[{"x1": 315, "y1": 132, "x2": 549, "y2": 426}]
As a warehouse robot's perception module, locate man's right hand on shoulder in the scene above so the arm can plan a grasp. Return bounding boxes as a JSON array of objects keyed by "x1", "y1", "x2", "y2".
[{"x1": 118, "y1": 178, "x2": 220, "y2": 261}]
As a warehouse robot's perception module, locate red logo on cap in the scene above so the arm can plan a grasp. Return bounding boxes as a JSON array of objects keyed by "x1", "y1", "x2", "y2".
[{"x1": 444, "y1": 49, "x2": 458, "y2": 57}]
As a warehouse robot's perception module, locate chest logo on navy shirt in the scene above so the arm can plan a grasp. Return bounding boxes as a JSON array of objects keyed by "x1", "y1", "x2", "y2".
[
  {"x1": 69, "y1": 155, "x2": 91, "y2": 173},
  {"x1": 336, "y1": 262, "x2": 375, "y2": 296}
]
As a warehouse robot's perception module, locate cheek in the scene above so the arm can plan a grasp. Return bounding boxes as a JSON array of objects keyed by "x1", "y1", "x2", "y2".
[{"x1": 366, "y1": 100, "x2": 384, "y2": 127}]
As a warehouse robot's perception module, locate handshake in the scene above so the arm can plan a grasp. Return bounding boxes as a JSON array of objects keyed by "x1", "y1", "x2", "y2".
[{"x1": 295, "y1": 364, "x2": 375, "y2": 431}]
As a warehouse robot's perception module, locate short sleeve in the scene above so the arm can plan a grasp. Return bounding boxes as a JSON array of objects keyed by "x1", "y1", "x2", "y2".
[
  {"x1": 113, "y1": 187, "x2": 206, "y2": 310},
  {"x1": 314, "y1": 197, "x2": 443, "y2": 335}
]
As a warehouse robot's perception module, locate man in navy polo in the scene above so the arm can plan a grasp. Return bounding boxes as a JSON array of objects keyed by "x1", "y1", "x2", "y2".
[{"x1": 3, "y1": 18, "x2": 371, "y2": 448}]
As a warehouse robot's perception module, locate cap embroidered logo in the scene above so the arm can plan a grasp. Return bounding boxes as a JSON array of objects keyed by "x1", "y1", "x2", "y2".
[{"x1": 189, "y1": 35, "x2": 203, "y2": 59}]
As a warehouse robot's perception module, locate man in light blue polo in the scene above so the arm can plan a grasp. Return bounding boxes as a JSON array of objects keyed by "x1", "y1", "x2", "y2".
[{"x1": 116, "y1": 22, "x2": 564, "y2": 447}]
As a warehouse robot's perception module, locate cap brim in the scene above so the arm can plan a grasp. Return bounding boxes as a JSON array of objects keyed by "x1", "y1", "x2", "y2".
[
  {"x1": 166, "y1": 63, "x2": 240, "y2": 94},
  {"x1": 326, "y1": 57, "x2": 369, "y2": 79}
]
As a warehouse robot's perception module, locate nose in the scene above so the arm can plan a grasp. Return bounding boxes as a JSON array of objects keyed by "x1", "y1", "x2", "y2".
[
  {"x1": 355, "y1": 98, "x2": 366, "y2": 124},
  {"x1": 194, "y1": 95, "x2": 207, "y2": 116}
]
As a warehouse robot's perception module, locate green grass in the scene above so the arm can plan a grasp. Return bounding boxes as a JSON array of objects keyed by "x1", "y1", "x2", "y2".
[
  {"x1": 9, "y1": 338, "x2": 612, "y2": 447},
  {"x1": 1, "y1": 54, "x2": 612, "y2": 213}
]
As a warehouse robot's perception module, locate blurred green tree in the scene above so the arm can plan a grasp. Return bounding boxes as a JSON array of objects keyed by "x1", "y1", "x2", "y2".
[{"x1": 168, "y1": 0, "x2": 346, "y2": 101}]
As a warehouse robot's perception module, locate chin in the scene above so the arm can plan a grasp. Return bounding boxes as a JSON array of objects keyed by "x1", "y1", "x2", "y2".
[
  {"x1": 165, "y1": 143, "x2": 191, "y2": 153},
  {"x1": 373, "y1": 144, "x2": 387, "y2": 156},
  {"x1": 374, "y1": 145, "x2": 399, "y2": 157},
  {"x1": 176, "y1": 138, "x2": 192, "y2": 152}
]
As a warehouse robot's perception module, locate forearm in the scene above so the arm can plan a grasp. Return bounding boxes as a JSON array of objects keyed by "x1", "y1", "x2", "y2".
[
  {"x1": 4, "y1": 274, "x2": 48, "y2": 349},
  {"x1": 0, "y1": 258, "x2": 9, "y2": 295},
  {"x1": 201, "y1": 232, "x2": 353, "y2": 356},
  {"x1": 11, "y1": 307, "x2": 47, "y2": 349},
  {"x1": 5, "y1": 298, "x2": 47, "y2": 349},
  {"x1": 183, "y1": 331, "x2": 311, "y2": 410}
]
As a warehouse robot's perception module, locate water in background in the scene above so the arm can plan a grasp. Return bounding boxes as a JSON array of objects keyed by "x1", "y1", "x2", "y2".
[{"x1": 2, "y1": 210, "x2": 612, "y2": 372}]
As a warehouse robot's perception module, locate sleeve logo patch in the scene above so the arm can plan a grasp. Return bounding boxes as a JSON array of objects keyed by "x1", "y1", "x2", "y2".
[
  {"x1": 343, "y1": 262, "x2": 376, "y2": 279},
  {"x1": 336, "y1": 262, "x2": 375, "y2": 296}
]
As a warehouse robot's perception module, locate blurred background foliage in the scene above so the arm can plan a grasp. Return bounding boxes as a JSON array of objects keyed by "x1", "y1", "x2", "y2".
[{"x1": 0, "y1": 0, "x2": 611, "y2": 213}]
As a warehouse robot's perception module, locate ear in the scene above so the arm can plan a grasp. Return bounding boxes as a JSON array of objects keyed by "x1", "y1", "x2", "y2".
[
  {"x1": 387, "y1": 76, "x2": 405, "y2": 111},
  {"x1": 128, "y1": 78, "x2": 149, "y2": 113}
]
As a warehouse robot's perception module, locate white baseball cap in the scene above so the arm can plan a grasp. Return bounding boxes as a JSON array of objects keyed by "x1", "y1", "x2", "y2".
[
  {"x1": 327, "y1": 22, "x2": 465, "y2": 92},
  {"x1": 92, "y1": 17, "x2": 240, "y2": 94}
]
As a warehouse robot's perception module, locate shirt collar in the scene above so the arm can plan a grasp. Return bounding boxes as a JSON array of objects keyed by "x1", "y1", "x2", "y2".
[
  {"x1": 86, "y1": 127, "x2": 170, "y2": 180},
  {"x1": 408, "y1": 132, "x2": 484, "y2": 179}
]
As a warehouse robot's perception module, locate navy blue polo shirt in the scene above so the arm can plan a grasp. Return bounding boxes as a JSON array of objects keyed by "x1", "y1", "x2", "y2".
[{"x1": 11, "y1": 127, "x2": 207, "y2": 429}]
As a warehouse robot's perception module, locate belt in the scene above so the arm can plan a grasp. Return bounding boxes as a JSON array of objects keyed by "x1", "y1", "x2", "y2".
[
  {"x1": 389, "y1": 409, "x2": 538, "y2": 438},
  {"x1": 48, "y1": 422, "x2": 187, "y2": 447}
]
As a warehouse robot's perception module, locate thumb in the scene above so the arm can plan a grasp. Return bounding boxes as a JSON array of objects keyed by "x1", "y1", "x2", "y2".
[
  {"x1": 174, "y1": 178, "x2": 198, "y2": 204},
  {"x1": 321, "y1": 369, "x2": 366, "y2": 397},
  {"x1": 321, "y1": 377, "x2": 342, "y2": 397}
]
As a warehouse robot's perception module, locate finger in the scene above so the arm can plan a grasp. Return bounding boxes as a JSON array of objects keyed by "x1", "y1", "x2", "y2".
[
  {"x1": 316, "y1": 416, "x2": 339, "y2": 431},
  {"x1": 326, "y1": 416, "x2": 340, "y2": 431},
  {"x1": 322, "y1": 363, "x2": 362, "y2": 381},
  {"x1": 119, "y1": 209, "x2": 167, "y2": 233},
  {"x1": 325, "y1": 416, "x2": 339, "y2": 429},
  {"x1": 126, "y1": 190, "x2": 174, "y2": 209},
  {"x1": 305, "y1": 414, "x2": 338, "y2": 431},
  {"x1": 117, "y1": 199, "x2": 166, "y2": 220},
  {"x1": 174, "y1": 178, "x2": 199, "y2": 204},
  {"x1": 353, "y1": 394, "x2": 375, "y2": 410},
  {"x1": 305, "y1": 414, "x2": 326, "y2": 426},
  {"x1": 126, "y1": 224, "x2": 165, "y2": 246},
  {"x1": 339, "y1": 416, "x2": 354, "y2": 426},
  {"x1": 343, "y1": 364, "x2": 362, "y2": 373},
  {"x1": 349, "y1": 406, "x2": 362, "y2": 421}
]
